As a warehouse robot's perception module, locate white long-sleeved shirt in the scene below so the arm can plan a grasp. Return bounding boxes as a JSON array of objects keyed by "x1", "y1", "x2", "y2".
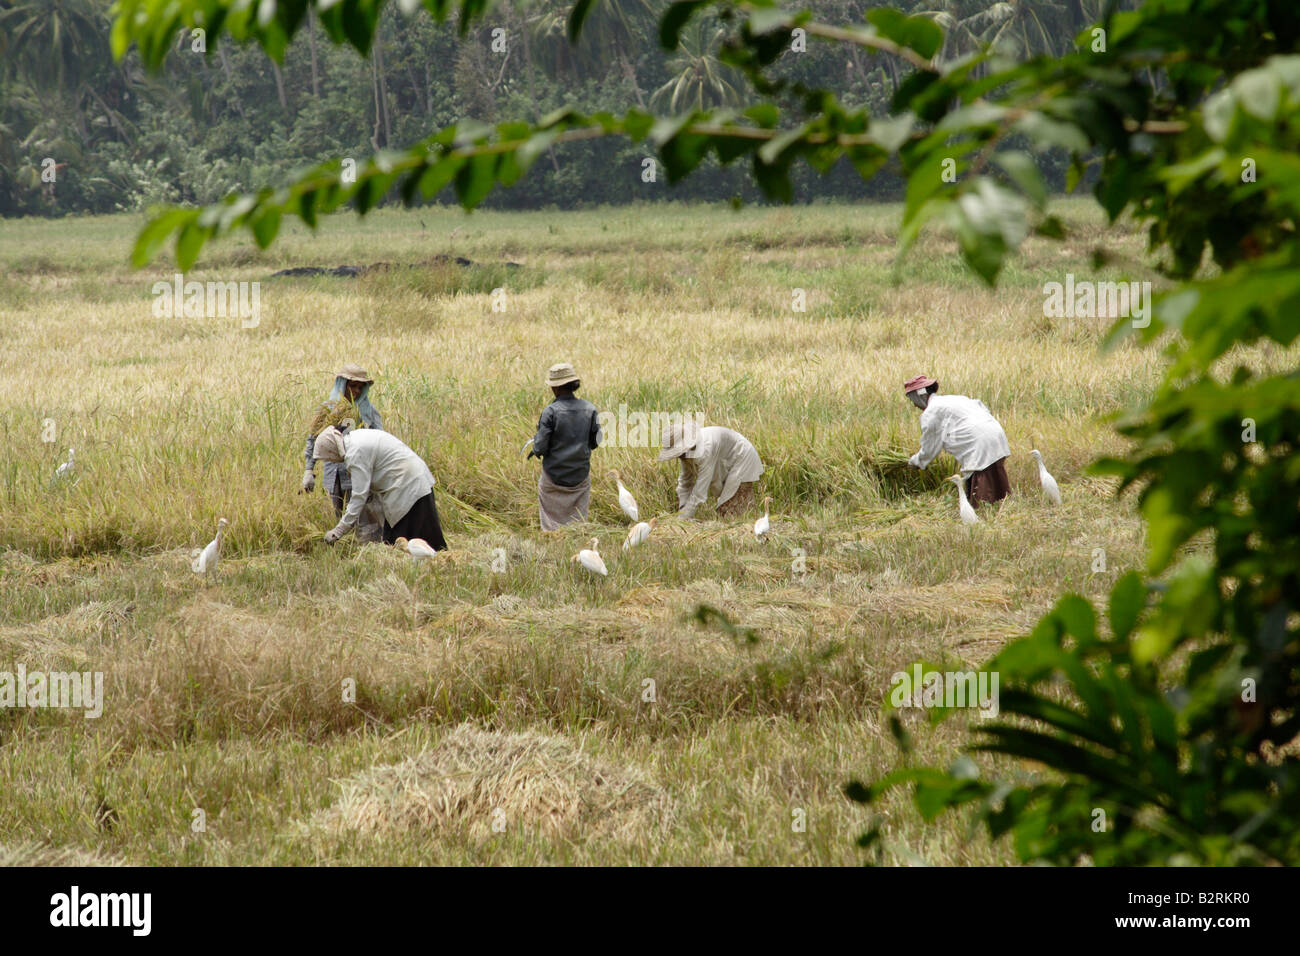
[
  {"x1": 909, "y1": 394, "x2": 1011, "y2": 475},
  {"x1": 334, "y1": 430, "x2": 436, "y2": 534},
  {"x1": 677, "y1": 426, "x2": 764, "y2": 518}
]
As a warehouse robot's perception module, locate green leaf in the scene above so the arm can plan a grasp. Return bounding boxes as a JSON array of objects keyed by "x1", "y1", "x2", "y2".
[
  {"x1": 1012, "y1": 112, "x2": 1090, "y2": 154},
  {"x1": 517, "y1": 129, "x2": 561, "y2": 170},
  {"x1": 418, "y1": 155, "x2": 466, "y2": 199},
  {"x1": 660, "y1": 2, "x2": 707, "y2": 50},
  {"x1": 175, "y1": 221, "x2": 207, "y2": 271},
  {"x1": 251, "y1": 207, "x2": 281, "y2": 249},
  {"x1": 454, "y1": 153, "x2": 498, "y2": 210},
  {"x1": 747, "y1": 8, "x2": 789, "y2": 36},
  {"x1": 868, "y1": 113, "x2": 915, "y2": 153},
  {"x1": 567, "y1": 0, "x2": 598, "y2": 43},
  {"x1": 1109, "y1": 571, "x2": 1146, "y2": 641},
  {"x1": 132, "y1": 209, "x2": 196, "y2": 268},
  {"x1": 340, "y1": 0, "x2": 376, "y2": 56},
  {"x1": 865, "y1": 9, "x2": 943, "y2": 60},
  {"x1": 624, "y1": 110, "x2": 655, "y2": 141},
  {"x1": 844, "y1": 780, "x2": 871, "y2": 804},
  {"x1": 992, "y1": 151, "x2": 1047, "y2": 208},
  {"x1": 757, "y1": 124, "x2": 808, "y2": 166},
  {"x1": 1055, "y1": 594, "x2": 1098, "y2": 645}
]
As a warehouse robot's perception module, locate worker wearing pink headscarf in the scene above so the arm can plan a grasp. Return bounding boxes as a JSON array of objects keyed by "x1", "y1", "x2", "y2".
[{"x1": 904, "y1": 375, "x2": 1012, "y2": 506}]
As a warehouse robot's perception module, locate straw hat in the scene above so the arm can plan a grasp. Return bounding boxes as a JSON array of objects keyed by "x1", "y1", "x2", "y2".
[
  {"x1": 657, "y1": 420, "x2": 701, "y2": 461},
  {"x1": 336, "y1": 363, "x2": 373, "y2": 385},
  {"x1": 903, "y1": 374, "x2": 938, "y2": 395},
  {"x1": 545, "y1": 362, "x2": 580, "y2": 388}
]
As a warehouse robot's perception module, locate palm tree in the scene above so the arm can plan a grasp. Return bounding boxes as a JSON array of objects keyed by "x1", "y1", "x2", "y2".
[
  {"x1": 0, "y1": 0, "x2": 110, "y2": 93},
  {"x1": 523, "y1": 0, "x2": 658, "y2": 81},
  {"x1": 651, "y1": 19, "x2": 745, "y2": 113},
  {"x1": 920, "y1": 0, "x2": 1115, "y2": 64}
]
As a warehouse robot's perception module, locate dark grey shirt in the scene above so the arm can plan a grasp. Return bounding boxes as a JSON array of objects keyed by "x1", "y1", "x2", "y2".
[{"x1": 531, "y1": 395, "x2": 601, "y2": 487}]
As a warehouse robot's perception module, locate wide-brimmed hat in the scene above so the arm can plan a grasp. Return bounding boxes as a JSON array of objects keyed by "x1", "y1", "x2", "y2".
[
  {"x1": 545, "y1": 362, "x2": 580, "y2": 388},
  {"x1": 903, "y1": 374, "x2": 938, "y2": 395},
  {"x1": 336, "y1": 363, "x2": 373, "y2": 385},
  {"x1": 657, "y1": 420, "x2": 701, "y2": 461}
]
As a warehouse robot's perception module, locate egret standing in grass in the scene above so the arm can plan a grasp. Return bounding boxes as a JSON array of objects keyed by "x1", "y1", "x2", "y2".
[
  {"x1": 54, "y1": 447, "x2": 75, "y2": 482},
  {"x1": 609, "y1": 470, "x2": 639, "y2": 523},
  {"x1": 394, "y1": 536, "x2": 438, "y2": 567},
  {"x1": 192, "y1": 517, "x2": 228, "y2": 577},
  {"x1": 947, "y1": 475, "x2": 980, "y2": 525},
  {"x1": 574, "y1": 537, "x2": 608, "y2": 576},
  {"x1": 753, "y1": 496, "x2": 772, "y2": 538},
  {"x1": 905, "y1": 375, "x2": 1012, "y2": 508},
  {"x1": 623, "y1": 517, "x2": 657, "y2": 550},
  {"x1": 1031, "y1": 449, "x2": 1062, "y2": 505}
]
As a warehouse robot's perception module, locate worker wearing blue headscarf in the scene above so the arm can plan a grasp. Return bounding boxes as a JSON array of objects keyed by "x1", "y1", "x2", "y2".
[{"x1": 303, "y1": 363, "x2": 385, "y2": 540}]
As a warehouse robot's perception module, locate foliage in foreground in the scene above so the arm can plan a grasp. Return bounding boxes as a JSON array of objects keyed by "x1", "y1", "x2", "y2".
[{"x1": 109, "y1": 0, "x2": 1300, "y2": 864}]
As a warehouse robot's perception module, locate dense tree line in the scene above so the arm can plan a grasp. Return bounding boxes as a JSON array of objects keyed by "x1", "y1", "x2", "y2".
[{"x1": 1, "y1": 1, "x2": 1117, "y2": 216}]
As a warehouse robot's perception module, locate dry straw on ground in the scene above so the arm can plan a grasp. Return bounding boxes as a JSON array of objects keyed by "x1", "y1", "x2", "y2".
[
  {"x1": 308, "y1": 723, "x2": 672, "y2": 842},
  {"x1": 0, "y1": 842, "x2": 124, "y2": 866}
]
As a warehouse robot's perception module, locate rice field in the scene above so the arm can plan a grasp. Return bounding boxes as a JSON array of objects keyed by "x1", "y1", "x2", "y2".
[{"x1": 0, "y1": 198, "x2": 1200, "y2": 864}]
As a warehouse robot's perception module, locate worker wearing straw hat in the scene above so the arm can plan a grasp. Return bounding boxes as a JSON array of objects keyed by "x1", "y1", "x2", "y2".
[
  {"x1": 658, "y1": 421, "x2": 764, "y2": 519},
  {"x1": 527, "y1": 362, "x2": 603, "y2": 530},
  {"x1": 904, "y1": 375, "x2": 1012, "y2": 505},
  {"x1": 302, "y1": 363, "x2": 385, "y2": 541},
  {"x1": 312, "y1": 426, "x2": 447, "y2": 550}
]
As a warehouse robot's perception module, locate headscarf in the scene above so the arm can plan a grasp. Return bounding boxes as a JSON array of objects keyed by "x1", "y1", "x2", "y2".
[
  {"x1": 312, "y1": 426, "x2": 346, "y2": 463},
  {"x1": 328, "y1": 376, "x2": 380, "y2": 428}
]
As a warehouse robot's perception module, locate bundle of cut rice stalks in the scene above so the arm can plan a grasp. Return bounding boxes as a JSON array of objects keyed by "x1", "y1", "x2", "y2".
[
  {"x1": 865, "y1": 444, "x2": 947, "y2": 497},
  {"x1": 308, "y1": 398, "x2": 368, "y2": 437}
]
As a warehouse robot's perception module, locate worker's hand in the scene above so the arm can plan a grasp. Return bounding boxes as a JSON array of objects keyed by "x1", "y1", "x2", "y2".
[
  {"x1": 907, "y1": 454, "x2": 922, "y2": 469},
  {"x1": 301, "y1": 469, "x2": 316, "y2": 493},
  {"x1": 324, "y1": 527, "x2": 344, "y2": 544}
]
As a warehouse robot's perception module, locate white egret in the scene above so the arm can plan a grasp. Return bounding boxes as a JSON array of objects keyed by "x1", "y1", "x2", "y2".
[
  {"x1": 753, "y1": 496, "x2": 772, "y2": 538},
  {"x1": 1030, "y1": 449, "x2": 1062, "y2": 506},
  {"x1": 394, "y1": 536, "x2": 438, "y2": 567},
  {"x1": 573, "y1": 537, "x2": 608, "y2": 576},
  {"x1": 947, "y1": 475, "x2": 980, "y2": 525},
  {"x1": 54, "y1": 447, "x2": 75, "y2": 481},
  {"x1": 191, "y1": 517, "x2": 228, "y2": 576},
  {"x1": 609, "y1": 470, "x2": 639, "y2": 523},
  {"x1": 623, "y1": 517, "x2": 657, "y2": 551}
]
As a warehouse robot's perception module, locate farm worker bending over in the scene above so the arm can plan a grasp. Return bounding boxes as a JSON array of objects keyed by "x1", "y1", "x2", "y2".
[
  {"x1": 303, "y1": 363, "x2": 384, "y2": 542},
  {"x1": 659, "y1": 421, "x2": 764, "y2": 519},
  {"x1": 312, "y1": 426, "x2": 448, "y2": 550},
  {"x1": 527, "y1": 362, "x2": 603, "y2": 530},
  {"x1": 904, "y1": 374, "x2": 1012, "y2": 505}
]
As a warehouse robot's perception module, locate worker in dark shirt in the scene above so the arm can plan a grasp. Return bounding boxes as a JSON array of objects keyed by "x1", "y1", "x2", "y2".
[{"x1": 528, "y1": 362, "x2": 603, "y2": 530}]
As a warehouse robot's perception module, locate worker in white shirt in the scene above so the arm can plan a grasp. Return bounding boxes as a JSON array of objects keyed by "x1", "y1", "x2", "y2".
[
  {"x1": 658, "y1": 421, "x2": 765, "y2": 519},
  {"x1": 904, "y1": 375, "x2": 1012, "y2": 505},
  {"x1": 312, "y1": 426, "x2": 448, "y2": 549}
]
